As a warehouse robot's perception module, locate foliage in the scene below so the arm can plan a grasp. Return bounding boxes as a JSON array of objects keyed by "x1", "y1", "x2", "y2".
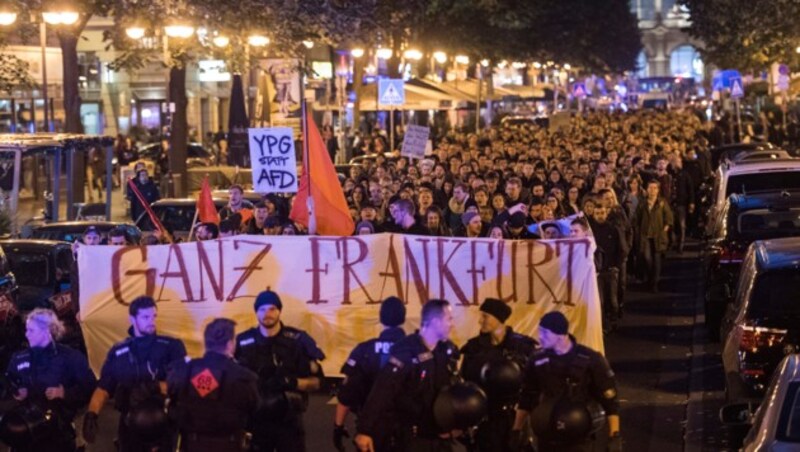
[
  {"x1": 680, "y1": 0, "x2": 800, "y2": 71},
  {"x1": 0, "y1": 53, "x2": 36, "y2": 93}
]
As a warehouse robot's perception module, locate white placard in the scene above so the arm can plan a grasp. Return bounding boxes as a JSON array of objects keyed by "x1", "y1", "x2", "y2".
[
  {"x1": 401, "y1": 124, "x2": 430, "y2": 159},
  {"x1": 248, "y1": 127, "x2": 298, "y2": 193}
]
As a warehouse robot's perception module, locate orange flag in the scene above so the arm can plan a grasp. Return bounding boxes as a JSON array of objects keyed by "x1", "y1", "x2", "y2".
[
  {"x1": 196, "y1": 176, "x2": 220, "y2": 225},
  {"x1": 290, "y1": 112, "x2": 354, "y2": 235}
]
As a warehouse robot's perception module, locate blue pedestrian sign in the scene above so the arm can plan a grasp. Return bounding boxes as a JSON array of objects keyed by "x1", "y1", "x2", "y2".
[
  {"x1": 378, "y1": 79, "x2": 405, "y2": 107},
  {"x1": 730, "y1": 77, "x2": 744, "y2": 99},
  {"x1": 572, "y1": 83, "x2": 587, "y2": 98}
]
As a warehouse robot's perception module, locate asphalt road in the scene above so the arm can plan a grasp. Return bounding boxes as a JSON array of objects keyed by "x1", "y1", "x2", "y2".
[{"x1": 2, "y1": 241, "x2": 745, "y2": 452}]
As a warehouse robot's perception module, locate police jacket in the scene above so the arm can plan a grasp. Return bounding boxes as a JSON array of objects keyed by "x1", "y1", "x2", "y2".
[
  {"x1": 338, "y1": 326, "x2": 406, "y2": 413},
  {"x1": 97, "y1": 332, "x2": 187, "y2": 413},
  {"x1": 518, "y1": 337, "x2": 618, "y2": 417},
  {"x1": 234, "y1": 323, "x2": 325, "y2": 412},
  {"x1": 167, "y1": 351, "x2": 259, "y2": 437},
  {"x1": 460, "y1": 327, "x2": 536, "y2": 409},
  {"x1": 357, "y1": 333, "x2": 459, "y2": 440},
  {"x1": 5, "y1": 343, "x2": 97, "y2": 420}
]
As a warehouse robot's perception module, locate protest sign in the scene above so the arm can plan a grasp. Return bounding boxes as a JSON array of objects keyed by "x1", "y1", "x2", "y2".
[
  {"x1": 248, "y1": 127, "x2": 298, "y2": 193},
  {"x1": 401, "y1": 125, "x2": 430, "y2": 160}
]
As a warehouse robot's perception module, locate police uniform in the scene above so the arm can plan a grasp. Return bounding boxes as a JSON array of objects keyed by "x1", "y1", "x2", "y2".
[
  {"x1": 461, "y1": 327, "x2": 536, "y2": 451},
  {"x1": 338, "y1": 326, "x2": 406, "y2": 449},
  {"x1": 234, "y1": 323, "x2": 325, "y2": 452},
  {"x1": 357, "y1": 333, "x2": 460, "y2": 452},
  {"x1": 96, "y1": 331, "x2": 186, "y2": 451},
  {"x1": 167, "y1": 350, "x2": 259, "y2": 452},
  {"x1": 518, "y1": 337, "x2": 619, "y2": 452},
  {"x1": 4, "y1": 343, "x2": 97, "y2": 452}
]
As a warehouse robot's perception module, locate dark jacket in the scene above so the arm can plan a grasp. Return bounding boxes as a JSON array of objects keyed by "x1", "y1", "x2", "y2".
[{"x1": 634, "y1": 197, "x2": 674, "y2": 252}]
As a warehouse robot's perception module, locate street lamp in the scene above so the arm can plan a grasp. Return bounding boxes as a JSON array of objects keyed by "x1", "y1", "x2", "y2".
[
  {"x1": 351, "y1": 48, "x2": 364, "y2": 58},
  {"x1": 212, "y1": 35, "x2": 230, "y2": 48},
  {"x1": 433, "y1": 51, "x2": 447, "y2": 64},
  {"x1": 42, "y1": 10, "x2": 79, "y2": 25},
  {"x1": 164, "y1": 21, "x2": 195, "y2": 39},
  {"x1": 403, "y1": 49, "x2": 422, "y2": 61},
  {"x1": 302, "y1": 40, "x2": 314, "y2": 49},
  {"x1": 376, "y1": 47, "x2": 392, "y2": 60},
  {"x1": 247, "y1": 34, "x2": 269, "y2": 47},
  {"x1": 0, "y1": 5, "x2": 16, "y2": 26},
  {"x1": 125, "y1": 26, "x2": 145, "y2": 40},
  {"x1": 455, "y1": 55, "x2": 469, "y2": 65}
]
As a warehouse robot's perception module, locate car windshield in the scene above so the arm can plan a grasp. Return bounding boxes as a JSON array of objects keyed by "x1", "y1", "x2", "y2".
[
  {"x1": 726, "y1": 171, "x2": 800, "y2": 197},
  {"x1": 779, "y1": 381, "x2": 800, "y2": 443},
  {"x1": 736, "y1": 209, "x2": 800, "y2": 238},
  {"x1": 748, "y1": 269, "x2": 800, "y2": 318},
  {"x1": 31, "y1": 229, "x2": 83, "y2": 243},
  {"x1": 142, "y1": 206, "x2": 196, "y2": 233},
  {"x1": 7, "y1": 253, "x2": 49, "y2": 286}
]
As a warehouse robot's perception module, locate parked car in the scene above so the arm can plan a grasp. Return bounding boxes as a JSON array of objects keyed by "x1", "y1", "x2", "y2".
[
  {"x1": 210, "y1": 189, "x2": 264, "y2": 206},
  {"x1": 137, "y1": 142, "x2": 217, "y2": 169},
  {"x1": 30, "y1": 221, "x2": 142, "y2": 245},
  {"x1": 138, "y1": 198, "x2": 227, "y2": 241},
  {"x1": 0, "y1": 243, "x2": 21, "y2": 373},
  {"x1": 721, "y1": 353, "x2": 800, "y2": 451},
  {"x1": 704, "y1": 160, "x2": 800, "y2": 237},
  {"x1": 710, "y1": 142, "x2": 777, "y2": 170},
  {"x1": 729, "y1": 149, "x2": 793, "y2": 165},
  {"x1": 705, "y1": 190, "x2": 800, "y2": 337},
  {"x1": 0, "y1": 239, "x2": 73, "y2": 313},
  {"x1": 721, "y1": 237, "x2": 800, "y2": 402}
]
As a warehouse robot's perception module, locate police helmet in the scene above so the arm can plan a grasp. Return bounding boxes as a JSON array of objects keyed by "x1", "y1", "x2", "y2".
[
  {"x1": 480, "y1": 359, "x2": 523, "y2": 397},
  {"x1": 0, "y1": 404, "x2": 53, "y2": 448},
  {"x1": 125, "y1": 403, "x2": 171, "y2": 443},
  {"x1": 531, "y1": 398, "x2": 593, "y2": 444},
  {"x1": 433, "y1": 382, "x2": 488, "y2": 431}
]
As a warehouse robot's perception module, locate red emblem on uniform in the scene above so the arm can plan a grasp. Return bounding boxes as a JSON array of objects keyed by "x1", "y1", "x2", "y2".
[{"x1": 190, "y1": 368, "x2": 219, "y2": 398}]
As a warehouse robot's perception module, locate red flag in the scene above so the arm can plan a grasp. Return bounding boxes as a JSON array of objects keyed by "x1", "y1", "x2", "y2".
[
  {"x1": 290, "y1": 112, "x2": 355, "y2": 236},
  {"x1": 196, "y1": 176, "x2": 220, "y2": 225},
  {"x1": 128, "y1": 179, "x2": 174, "y2": 243}
]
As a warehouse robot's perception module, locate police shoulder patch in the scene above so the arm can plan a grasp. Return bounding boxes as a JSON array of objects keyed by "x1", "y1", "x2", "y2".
[
  {"x1": 115, "y1": 346, "x2": 130, "y2": 357},
  {"x1": 239, "y1": 337, "x2": 255, "y2": 347}
]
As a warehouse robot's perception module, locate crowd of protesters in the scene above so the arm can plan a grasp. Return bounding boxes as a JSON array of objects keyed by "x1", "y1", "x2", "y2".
[{"x1": 98, "y1": 109, "x2": 715, "y2": 334}]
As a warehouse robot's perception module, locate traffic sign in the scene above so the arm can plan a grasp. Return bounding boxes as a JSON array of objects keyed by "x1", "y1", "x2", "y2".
[
  {"x1": 572, "y1": 83, "x2": 587, "y2": 98},
  {"x1": 378, "y1": 79, "x2": 405, "y2": 107},
  {"x1": 730, "y1": 77, "x2": 744, "y2": 99},
  {"x1": 712, "y1": 78, "x2": 724, "y2": 92}
]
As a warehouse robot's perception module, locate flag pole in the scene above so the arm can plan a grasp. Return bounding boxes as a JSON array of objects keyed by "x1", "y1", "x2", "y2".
[{"x1": 301, "y1": 55, "x2": 316, "y2": 234}]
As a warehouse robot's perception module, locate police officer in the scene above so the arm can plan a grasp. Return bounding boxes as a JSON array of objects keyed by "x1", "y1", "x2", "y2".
[
  {"x1": 234, "y1": 290, "x2": 325, "y2": 452},
  {"x1": 168, "y1": 318, "x2": 259, "y2": 452},
  {"x1": 82, "y1": 296, "x2": 187, "y2": 451},
  {"x1": 333, "y1": 296, "x2": 407, "y2": 451},
  {"x1": 355, "y1": 299, "x2": 460, "y2": 452},
  {"x1": 3, "y1": 308, "x2": 96, "y2": 452},
  {"x1": 461, "y1": 298, "x2": 536, "y2": 451},
  {"x1": 511, "y1": 311, "x2": 621, "y2": 452}
]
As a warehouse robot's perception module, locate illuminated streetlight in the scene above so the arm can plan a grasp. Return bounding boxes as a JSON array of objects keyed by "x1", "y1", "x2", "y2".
[
  {"x1": 512, "y1": 61, "x2": 526, "y2": 69},
  {"x1": 433, "y1": 51, "x2": 447, "y2": 64},
  {"x1": 247, "y1": 35, "x2": 269, "y2": 46},
  {"x1": 125, "y1": 26, "x2": 146, "y2": 40},
  {"x1": 533, "y1": 62, "x2": 542, "y2": 69},
  {"x1": 376, "y1": 47, "x2": 393, "y2": 59},
  {"x1": 563, "y1": 63, "x2": 572, "y2": 70},
  {"x1": 403, "y1": 49, "x2": 422, "y2": 60},
  {"x1": 0, "y1": 5, "x2": 17, "y2": 26},
  {"x1": 351, "y1": 48, "x2": 365, "y2": 58},
  {"x1": 302, "y1": 40, "x2": 314, "y2": 49},
  {"x1": 164, "y1": 21, "x2": 195, "y2": 39},
  {"x1": 455, "y1": 55, "x2": 469, "y2": 65},
  {"x1": 212, "y1": 35, "x2": 229, "y2": 48},
  {"x1": 42, "y1": 9, "x2": 79, "y2": 25},
  {"x1": 796, "y1": 46, "x2": 800, "y2": 54},
  {"x1": 481, "y1": 59, "x2": 490, "y2": 67}
]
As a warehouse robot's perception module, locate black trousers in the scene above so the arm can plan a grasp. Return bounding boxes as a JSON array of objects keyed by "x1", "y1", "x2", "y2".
[
  {"x1": 674, "y1": 205, "x2": 688, "y2": 252},
  {"x1": 641, "y1": 238, "x2": 662, "y2": 290},
  {"x1": 397, "y1": 430, "x2": 453, "y2": 452},
  {"x1": 597, "y1": 268, "x2": 620, "y2": 326},
  {"x1": 117, "y1": 415, "x2": 175, "y2": 452},
  {"x1": 251, "y1": 415, "x2": 305, "y2": 452},
  {"x1": 473, "y1": 408, "x2": 515, "y2": 452}
]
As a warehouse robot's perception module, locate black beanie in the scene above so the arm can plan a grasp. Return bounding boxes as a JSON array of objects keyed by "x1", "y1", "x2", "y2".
[
  {"x1": 479, "y1": 298, "x2": 511, "y2": 323},
  {"x1": 539, "y1": 311, "x2": 569, "y2": 335},
  {"x1": 254, "y1": 290, "x2": 283, "y2": 311},
  {"x1": 379, "y1": 296, "x2": 406, "y2": 327}
]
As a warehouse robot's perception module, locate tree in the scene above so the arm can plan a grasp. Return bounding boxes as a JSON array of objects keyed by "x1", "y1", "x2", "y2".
[
  {"x1": 0, "y1": 53, "x2": 35, "y2": 93},
  {"x1": 680, "y1": 0, "x2": 800, "y2": 71}
]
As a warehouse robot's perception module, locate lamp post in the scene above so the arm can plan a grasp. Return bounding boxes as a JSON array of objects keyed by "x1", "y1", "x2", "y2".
[{"x1": 40, "y1": 7, "x2": 79, "y2": 132}]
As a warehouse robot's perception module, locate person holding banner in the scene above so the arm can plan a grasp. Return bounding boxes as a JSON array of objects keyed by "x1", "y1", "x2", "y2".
[
  {"x1": 82, "y1": 296, "x2": 187, "y2": 451},
  {"x1": 354, "y1": 299, "x2": 460, "y2": 452},
  {"x1": 234, "y1": 290, "x2": 325, "y2": 452},
  {"x1": 460, "y1": 299, "x2": 536, "y2": 452},
  {"x1": 333, "y1": 296, "x2": 407, "y2": 451}
]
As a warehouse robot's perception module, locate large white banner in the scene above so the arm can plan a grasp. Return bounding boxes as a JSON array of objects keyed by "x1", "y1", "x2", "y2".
[{"x1": 79, "y1": 234, "x2": 603, "y2": 376}]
